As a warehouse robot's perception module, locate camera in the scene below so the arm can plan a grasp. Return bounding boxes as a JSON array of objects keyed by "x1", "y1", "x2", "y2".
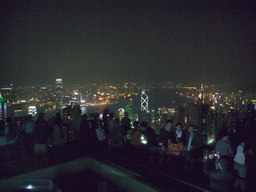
[{"x1": 211, "y1": 151, "x2": 220, "y2": 158}]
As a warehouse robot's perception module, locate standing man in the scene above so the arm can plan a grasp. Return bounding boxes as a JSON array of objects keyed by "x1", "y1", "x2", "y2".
[
  {"x1": 157, "y1": 120, "x2": 177, "y2": 165},
  {"x1": 204, "y1": 154, "x2": 236, "y2": 192},
  {"x1": 142, "y1": 122, "x2": 157, "y2": 147},
  {"x1": 72, "y1": 108, "x2": 82, "y2": 140},
  {"x1": 121, "y1": 112, "x2": 131, "y2": 143},
  {"x1": 107, "y1": 112, "x2": 115, "y2": 149},
  {"x1": 34, "y1": 113, "x2": 51, "y2": 163},
  {"x1": 184, "y1": 125, "x2": 202, "y2": 171},
  {"x1": 142, "y1": 122, "x2": 158, "y2": 166},
  {"x1": 215, "y1": 129, "x2": 233, "y2": 169},
  {"x1": 22, "y1": 115, "x2": 35, "y2": 155},
  {"x1": 158, "y1": 120, "x2": 177, "y2": 151}
]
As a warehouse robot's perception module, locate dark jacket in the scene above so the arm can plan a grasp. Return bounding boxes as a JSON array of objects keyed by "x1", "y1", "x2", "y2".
[
  {"x1": 79, "y1": 120, "x2": 91, "y2": 144},
  {"x1": 144, "y1": 127, "x2": 158, "y2": 146},
  {"x1": 90, "y1": 119, "x2": 103, "y2": 143},
  {"x1": 158, "y1": 127, "x2": 178, "y2": 149},
  {"x1": 121, "y1": 117, "x2": 131, "y2": 134},
  {"x1": 185, "y1": 132, "x2": 202, "y2": 149},
  {"x1": 185, "y1": 132, "x2": 203, "y2": 158},
  {"x1": 204, "y1": 159, "x2": 236, "y2": 192},
  {"x1": 6, "y1": 123, "x2": 18, "y2": 141},
  {"x1": 34, "y1": 118, "x2": 51, "y2": 144}
]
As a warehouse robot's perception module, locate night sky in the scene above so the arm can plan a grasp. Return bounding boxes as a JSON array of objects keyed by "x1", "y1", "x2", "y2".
[{"x1": 1, "y1": 0, "x2": 256, "y2": 89}]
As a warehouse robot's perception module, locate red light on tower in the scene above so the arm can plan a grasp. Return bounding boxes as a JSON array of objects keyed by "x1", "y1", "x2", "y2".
[{"x1": 130, "y1": 98, "x2": 132, "y2": 101}]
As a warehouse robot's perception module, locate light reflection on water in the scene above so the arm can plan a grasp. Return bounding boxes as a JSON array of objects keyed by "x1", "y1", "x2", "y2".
[{"x1": 80, "y1": 88, "x2": 188, "y2": 116}]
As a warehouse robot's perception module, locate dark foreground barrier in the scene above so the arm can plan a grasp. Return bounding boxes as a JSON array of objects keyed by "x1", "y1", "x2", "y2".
[{"x1": 0, "y1": 144, "x2": 212, "y2": 192}]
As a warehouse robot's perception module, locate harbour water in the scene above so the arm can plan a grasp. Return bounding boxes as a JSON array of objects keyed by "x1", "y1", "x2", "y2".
[{"x1": 81, "y1": 88, "x2": 189, "y2": 116}]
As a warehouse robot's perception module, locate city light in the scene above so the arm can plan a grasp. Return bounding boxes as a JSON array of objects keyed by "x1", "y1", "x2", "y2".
[
  {"x1": 25, "y1": 185, "x2": 34, "y2": 190},
  {"x1": 207, "y1": 139, "x2": 215, "y2": 145},
  {"x1": 141, "y1": 135, "x2": 147, "y2": 144},
  {"x1": 28, "y1": 106, "x2": 37, "y2": 116},
  {"x1": 0, "y1": 81, "x2": 254, "y2": 153}
]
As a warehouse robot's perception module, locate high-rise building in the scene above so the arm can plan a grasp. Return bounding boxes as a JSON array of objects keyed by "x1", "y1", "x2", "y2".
[
  {"x1": 197, "y1": 104, "x2": 210, "y2": 135},
  {"x1": 70, "y1": 90, "x2": 81, "y2": 105},
  {"x1": 175, "y1": 105, "x2": 185, "y2": 125},
  {"x1": 185, "y1": 103, "x2": 198, "y2": 125},
  {"x1": 0, "y1": 87, "x2": 14, "y2": 103},
  {"x1": 0, "y1": 96, "x2": 7, "y2": 121},
  {"x1": 55, "y1": 79, "x2": 63, "y2": 112},
  {"x1": 125, "y1": 98, "x2": 133, "y2": 121},
  {"x1": 63, "y1": 105, "x2": 73, "y2": 123},
  {"x1": 141, "y1": 87, "x2": 148, "y2": 112},
  {"x1": 28, "y1": 106, "x2": 37, "y2": 117}
]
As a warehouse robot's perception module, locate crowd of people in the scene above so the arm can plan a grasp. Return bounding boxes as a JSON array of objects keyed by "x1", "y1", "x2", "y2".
[{"x1": 0, "y1": 108, "x2": 254, "y2": 191}]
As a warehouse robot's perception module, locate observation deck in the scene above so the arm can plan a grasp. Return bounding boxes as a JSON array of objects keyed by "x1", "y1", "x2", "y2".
[{"x1": 0, "y1": 135, "x2": 255, "y2": 191}]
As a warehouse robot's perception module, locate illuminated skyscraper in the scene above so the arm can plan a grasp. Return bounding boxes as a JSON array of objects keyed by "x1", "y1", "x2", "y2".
[
  {"x1": 125, "y1": 98, "x2": 133, "y2": 121},
  {"x1": 141, "y1": 87, "x2": 148, "y2": 111},
  {"x1": 199, "y1": 84, "x2": 205, "y2": 100},
  {"x1": 0, "y1": 96, "x2": 7, "y2": 121},
  {"x1": 55, "y1": 78, "x2": 63, "y2": 112},
  {"x1": 175, "y1": 105, "x2": 185, "y2": 125},
  {"x1": 0, "y1": 87, "x2": 13, "y2": 103},
  {"x1": 28, "y1": 106, "x2": 37, "y2": 117}
]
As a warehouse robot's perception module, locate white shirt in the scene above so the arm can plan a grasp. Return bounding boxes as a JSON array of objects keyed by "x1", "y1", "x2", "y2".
[{"x1": 176, "y1": 130, "x2": 182, "y2": 138}]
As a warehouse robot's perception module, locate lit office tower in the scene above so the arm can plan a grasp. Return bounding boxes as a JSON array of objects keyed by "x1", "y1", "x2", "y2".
[
  {"x1": 199, "y1": 84, "x2": 205, "y2": 101},
  {"x1": 0, "y1": 96, "x2": 7, "y2": 121},
  {"x1": 141, "y1": 87, "x2": 148, "y2": 111},
  {"x1": 55, "y1": 78, "x2": 63, "y2": 112}
]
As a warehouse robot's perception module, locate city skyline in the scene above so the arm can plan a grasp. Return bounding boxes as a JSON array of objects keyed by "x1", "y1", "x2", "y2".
[
  {"x1": 1, "y1": 1, "x2": 255, "y2": 91},
  {"x1": 0, "y1": 79, "x2": 254, "y2": 95}
]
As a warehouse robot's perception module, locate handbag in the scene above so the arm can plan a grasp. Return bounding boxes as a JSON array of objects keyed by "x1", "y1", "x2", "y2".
[
  {"x1": 95, "y1": 121, "x2": 106, "y2": 141},
  {"x1": 166, "y1": 134, "x2": 183, "y2": 156}
]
